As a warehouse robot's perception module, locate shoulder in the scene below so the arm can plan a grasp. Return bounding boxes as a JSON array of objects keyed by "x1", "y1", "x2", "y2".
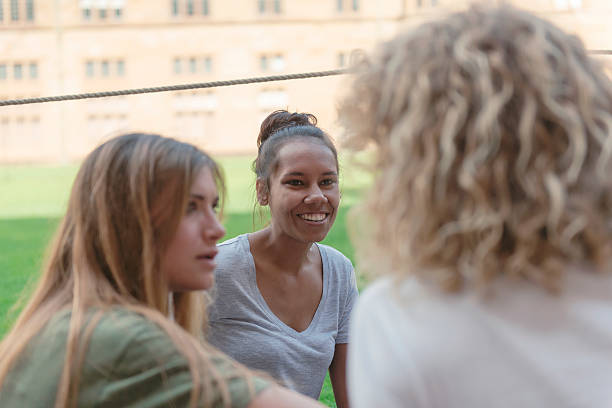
[
  {"x1": 217, "y1": 233, "x2": 247, "y2": 250},
  {"x1": 86, "y1": 308, "x2": 183, "y2": 375},
  {"x1": 91, "y1": 308, "x2": 169, "y2": 343},
  {"x1": 217, "y1": 234, "x2": 248, "y2": 251},
  {"x1": 216, "y1": 234, "x2": 250, "y2": 265},
  {"x1": 318, "y1": 243, "x2": 353, "y2": 270},
  {"x1": 353, "y1": 277, "x2": 428, "y2": 329},
  {"x1": 87, "y1": 309, "x2": 271, "y2": 407},
  {"x1": 354, "y1": 277, "x2": 395, "y2": 316}
]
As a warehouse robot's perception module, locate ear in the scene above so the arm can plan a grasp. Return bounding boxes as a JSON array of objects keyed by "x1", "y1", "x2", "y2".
[{"x1": 256, "y1": 178, "x2": 269, "y2": 206}]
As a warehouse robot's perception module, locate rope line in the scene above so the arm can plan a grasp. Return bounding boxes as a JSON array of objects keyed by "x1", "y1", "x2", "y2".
[
  {"x1": 0, "y1": 69, "x2": 348, "y2": 107},
  {"x1": 1, "y1": 47, "x2": 611, "y2": 108}
]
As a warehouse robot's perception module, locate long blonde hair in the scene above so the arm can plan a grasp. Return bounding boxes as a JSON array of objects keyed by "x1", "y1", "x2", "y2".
[
  {"x1": 340, "y1": 6, "x2": 612, "y2": 292},
  {"x1": 0, "y1": 133, "x2": 245, "y2": 407}
]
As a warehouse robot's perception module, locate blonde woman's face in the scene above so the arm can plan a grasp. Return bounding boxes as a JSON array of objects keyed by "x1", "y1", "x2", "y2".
[
  {"x1": 161, "y1": 167, "x2": 226, "y2": 292},
  {"x1": 259, "y1": 139, "x2": 340, "y2": 244}
]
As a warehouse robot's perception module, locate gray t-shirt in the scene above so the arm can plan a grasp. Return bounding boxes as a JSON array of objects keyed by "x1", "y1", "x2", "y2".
[{"x1": 207, "y1": 233, "x2": 358, "y2": 399}]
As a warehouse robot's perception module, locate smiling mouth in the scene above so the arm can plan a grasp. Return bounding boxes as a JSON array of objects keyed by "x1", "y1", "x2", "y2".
[{"x1": 298, "y1": 213, "x2": 329, "y2": 222}]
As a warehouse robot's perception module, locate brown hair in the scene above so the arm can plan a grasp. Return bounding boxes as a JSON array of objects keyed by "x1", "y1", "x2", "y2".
[
  {"x1": 340, "y1": 6, "x2": 612, "y2": 293},
  {"x1": 0, "y1": 133, "x2": 252, "y2": 407},
  {"x1": 254, "y1": 109, "x2": 339, "y2": 192}
]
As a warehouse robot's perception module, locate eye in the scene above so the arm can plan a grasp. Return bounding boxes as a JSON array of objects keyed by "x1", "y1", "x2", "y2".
[
  {"x1": 186, "y1": 201, "x2": 198, "y2": 213},
  {"x1": 320, "y1": 178, "x2": 337, "y2": 186},
  {"x1": 212, "y1": 198, "x2": 220, "y2": 213},
  {"x1": 285, "y1": 179, "x2": 303, "y2": 186}
]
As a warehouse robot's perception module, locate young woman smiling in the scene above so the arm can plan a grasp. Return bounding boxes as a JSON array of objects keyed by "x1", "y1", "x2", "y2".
[{"x1": 207, "y1": 111, "x2": 358, "y2": 408}]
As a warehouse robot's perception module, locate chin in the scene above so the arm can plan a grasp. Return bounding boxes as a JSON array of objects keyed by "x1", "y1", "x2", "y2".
[
  {"x1": 170, "y1": 275, "x2": 214, "y2": 292},
  {"x1": 303, "y1": 233, "x2": 329, "y2": 244},
  {"x1": 200, "y1": 275, "x2": 215, "y2": 291}
]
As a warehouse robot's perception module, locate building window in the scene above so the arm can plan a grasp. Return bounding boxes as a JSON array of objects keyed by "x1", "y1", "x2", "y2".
[
  {"x1": 417, "y1": 0, "x2": 438, "y2": 7},
  {"x1": 271, "y1": 55, "x2": 284, "y2": 71},
  {"x1": 117, "y1": 60, "x2": 125, "y2": 76},
  {"x1": 174, "y1": 56, "x2": 213, "y2": 75},
  {"x1": 257, "y1": 89, "x2": 288, "y2": 109},
  {"x1": 29, "y1": 62, "x2": 37, "y2": 78},
  {"x1": 79, "y1": 0, "x2": 124, "y2": 21},
  {"x1": 86, "y1": 61, "x2": 95, "y2": 77},
  {"x1": 86, "y1": 113, "x2": 129, "y2": 144},
  {"x1": 101, "y1": 60, "x2": 109, "y2": 76},
  {"x1": 260, "y1": 54, "x2": 285, "y2": 72},
  {"x1": 13, "y1": 63, "x2": 22, "y2": 79},
  {"x1": 0, "y1": 65, "x2": 6, "y2": 80},
  {"x1": 10, "y1": 0, "x2": 19, "y2": 21},
  {"x1": 337, "y1": 0, "x2": 358, "y2": 12},
  {"x1": 26, "y1": 0, "x2": 34, "y2": 20},
  {"x1": 172, "y1": 0, "x2": 210, "y2": 17},
  {"x1": 204, "y1": 56, "x2": 212, "y2": 72},
  {"x1": 259, "y1": 0, "x2": 281, "y2": 14}
]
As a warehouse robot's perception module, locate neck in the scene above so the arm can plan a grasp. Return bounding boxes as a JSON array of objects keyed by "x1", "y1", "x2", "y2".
[{"x1": 250, "y1": 227, "x2": 316, "y2": 275}]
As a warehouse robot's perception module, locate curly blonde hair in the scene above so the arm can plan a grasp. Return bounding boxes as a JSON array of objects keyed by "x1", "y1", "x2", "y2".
[{"x1": 340, "y1": 6, "x2": 612, "y2": 292}]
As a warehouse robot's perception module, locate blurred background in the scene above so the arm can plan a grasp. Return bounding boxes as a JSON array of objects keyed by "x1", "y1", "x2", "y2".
[{"x1": 1, "y1": 0, "x2": 611, "y2": 164}]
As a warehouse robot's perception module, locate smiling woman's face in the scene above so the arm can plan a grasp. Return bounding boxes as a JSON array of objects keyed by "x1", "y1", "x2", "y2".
[
  {"x1": 258, "y1": 138, "x2": 340, "y2": 244},
  {"x1": 160, "y1": 167, "x2": 226, "y2": 292}
]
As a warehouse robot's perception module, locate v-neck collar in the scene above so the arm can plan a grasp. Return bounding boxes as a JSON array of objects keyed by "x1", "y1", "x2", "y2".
[{"x1": 240, "y1": 233, "x2": 329, "y2": 338}]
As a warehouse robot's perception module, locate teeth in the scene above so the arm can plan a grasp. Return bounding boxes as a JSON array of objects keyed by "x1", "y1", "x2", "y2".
[{"x1": 299, "y1": 213, "x2": 327, "y2": 221}]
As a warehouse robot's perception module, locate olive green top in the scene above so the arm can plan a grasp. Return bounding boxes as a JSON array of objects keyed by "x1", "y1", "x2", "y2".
[{"x1": 0, "y1": 308, "x2": 269, "y2": 407}]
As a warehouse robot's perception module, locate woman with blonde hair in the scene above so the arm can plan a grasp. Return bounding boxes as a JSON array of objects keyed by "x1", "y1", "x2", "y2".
[
  {"x1": 340, "y1": 6, "x2": 612, "y2": 408},
  {"x1": 0, "y1": 133, "x2": 323, "y2": 407}
]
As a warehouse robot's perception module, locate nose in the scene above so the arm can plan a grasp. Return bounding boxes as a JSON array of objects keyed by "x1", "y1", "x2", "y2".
[
  {"x1": 204, "y1": 214, "x2": 226, "y2": 243},
  {"x1": 303, "y1": 185, "x2": 328, "y2": 205}
]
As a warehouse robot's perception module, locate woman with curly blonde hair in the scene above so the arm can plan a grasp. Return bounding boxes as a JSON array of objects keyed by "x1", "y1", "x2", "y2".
[
  {"x1": 0, "y1": 133, "x2": 323, "y2": 408},
  {"x1": 340, "y1": 6, "x2": 612, "y2": 408}
]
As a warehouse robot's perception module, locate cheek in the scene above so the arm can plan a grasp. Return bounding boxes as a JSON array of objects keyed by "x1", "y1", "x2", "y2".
[
  {"x1": 163, "y1": 222, "x2": 193, "y2": 262},
  {"x1": 328, "y1": 190, "x2": 341, "y2": 207}
]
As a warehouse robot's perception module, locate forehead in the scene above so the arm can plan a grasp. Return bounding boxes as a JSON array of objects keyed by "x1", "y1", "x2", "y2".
[
  {"x1": 191, "y1": 167, "x2": 217, "y2": 196},
  {"x1": 275, "y1": 139, "x2": 337, "y2": 174}
]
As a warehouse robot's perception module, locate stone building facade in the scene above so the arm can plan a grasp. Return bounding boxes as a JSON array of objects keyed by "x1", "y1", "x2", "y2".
[{"x1": 0, "y1": 0, "x2": 610, "y2": 162}]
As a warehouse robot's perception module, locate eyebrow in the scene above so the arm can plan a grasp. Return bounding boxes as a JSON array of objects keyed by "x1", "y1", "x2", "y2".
[
  {"x1": 285, "y1": 171, "x2": 338, "y2": 176},
  {"x1": 190, "y1": 193, "x2": 220, "y2": 203},
  {"x1": 190, "y1": 194, "x2": 205, "y2": 201}
]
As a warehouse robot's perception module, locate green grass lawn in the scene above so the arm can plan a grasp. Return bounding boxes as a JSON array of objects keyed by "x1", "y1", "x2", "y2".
[{"x1": 0, "y1": 156, "x2": 369, "y2": 407}]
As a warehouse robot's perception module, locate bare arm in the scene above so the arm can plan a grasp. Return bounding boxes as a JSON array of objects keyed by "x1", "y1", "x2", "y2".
[
  {"x1": 248, "y1": 385, "x2": 325, "y2": 408},
  {"x1": 329, "y1": 343, "x2": 350, "y2": 408}
]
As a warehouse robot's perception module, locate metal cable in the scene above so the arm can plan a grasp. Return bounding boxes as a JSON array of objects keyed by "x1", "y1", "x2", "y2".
[{"x1": 0, "y1": 69, "x2": 348, "y2": 107}]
